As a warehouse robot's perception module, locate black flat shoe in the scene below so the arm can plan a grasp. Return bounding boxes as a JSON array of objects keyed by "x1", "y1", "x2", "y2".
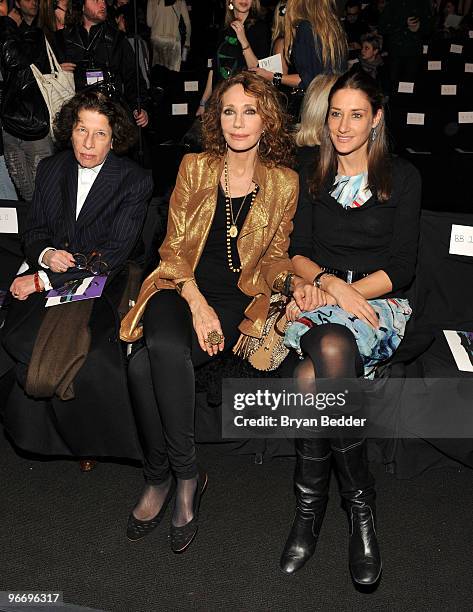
[
  {"x1": 126, "y1": 479, "x2": 176, "y2": 542},
  {"x1": 170, "y1": 471, "x2": 208, "y2": 554}
]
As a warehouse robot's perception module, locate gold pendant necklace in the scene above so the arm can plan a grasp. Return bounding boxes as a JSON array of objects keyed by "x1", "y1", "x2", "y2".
[
  {"x1": 224, "y1": 158, "x2": 255, "y2": 240},
  {"x1": 223, "y1": 157, "x2": 258, "y2": 273}
]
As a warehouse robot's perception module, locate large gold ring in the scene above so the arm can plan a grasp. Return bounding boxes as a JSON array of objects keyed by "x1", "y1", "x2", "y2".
[{"x1": 206, "y1": 330, "x2": 224, "y2": 345}]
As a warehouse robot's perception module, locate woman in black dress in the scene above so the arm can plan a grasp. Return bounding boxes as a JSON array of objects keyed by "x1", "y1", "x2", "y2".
[
  {"x1": 196, "y1": 0, "x2": 270, "y2": 116},
  {"x1": 280, "y1": 70, "x2": 421, "y2": 585}
]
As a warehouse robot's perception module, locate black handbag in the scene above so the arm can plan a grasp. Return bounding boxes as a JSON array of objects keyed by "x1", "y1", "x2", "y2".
[{"x1": 1, "y1": 66, "x2": 50, "y2": 141}]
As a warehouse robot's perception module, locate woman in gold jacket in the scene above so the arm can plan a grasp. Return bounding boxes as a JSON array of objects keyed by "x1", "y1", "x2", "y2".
[{"x1": 120, "y1": 72, "x2": 310, "y2": 553}]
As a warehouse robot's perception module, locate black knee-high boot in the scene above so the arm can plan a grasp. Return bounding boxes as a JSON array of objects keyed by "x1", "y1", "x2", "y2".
[
  {"x1": 280, "y1": 438, "x2": 331, "y2": 575},
  {"x1": 331, "y1": 439, "x2": 382, "y2": 585}
]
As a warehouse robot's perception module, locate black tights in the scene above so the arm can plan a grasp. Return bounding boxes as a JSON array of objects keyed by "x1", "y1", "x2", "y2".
[
  {"x1": 128, "y1": 290, "x2": 243, "y2": 524},
  {"x1": 294, "y1": 324, "x2": 371, "y2": 491}
]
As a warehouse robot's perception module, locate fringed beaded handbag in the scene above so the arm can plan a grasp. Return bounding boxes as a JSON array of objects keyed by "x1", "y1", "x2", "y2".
[{"x1": 233, "y1": 293, "x2": 290, "y2": 371}]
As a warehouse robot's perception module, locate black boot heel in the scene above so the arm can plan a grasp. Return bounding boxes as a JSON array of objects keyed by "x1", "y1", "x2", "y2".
[{"x1": 348, "y1": 504, "x2": 382, "y2": 585}]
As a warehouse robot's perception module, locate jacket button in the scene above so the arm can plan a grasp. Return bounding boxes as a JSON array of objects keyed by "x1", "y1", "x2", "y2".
[{"x1": 64, "y1": 242, "x2": 69, "y2": 248}]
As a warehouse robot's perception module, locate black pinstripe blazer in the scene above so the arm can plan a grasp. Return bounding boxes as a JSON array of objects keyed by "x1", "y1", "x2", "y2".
[{"x1": 23, "y1": 149, "x2": 153, "y2": 289}]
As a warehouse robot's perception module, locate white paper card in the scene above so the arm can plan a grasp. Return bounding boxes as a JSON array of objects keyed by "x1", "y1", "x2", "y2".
[
  {"x1": 469, "y1": 31, "x2": 473, "y2": 38},
  {"x1": 406, "y1": 113, "x2": 425, "y2": 125},
  {"x1": 465, "y1": 63, "x2": 473, "y2": 73},
  {"x1": 441, "y1": 84, "x2": 457, "y2": 95},
  {"x1": 258, "y1": 53, "x2": 283, "y2": 74},
  {"x1": 423, "y1": 45, "x2": 428, "y2": 54},
  {"x1": 428, "y1": 61, "x2": 442, "y2": 70},
  {"x1": 184, "y1": 80, "x2": 199, "y2": 92},
  {"x1": 398, "y1": 82, "x2": 414, "y2": 93},
  {"x1": 449, "y1": 224, "x2": 473, "y2": 256},
  {"x1": 450, "y1": 44, "x2": 463, "y2": 54},
  {"x1": 458, "y1": 111, "x2": 473, "y2": 123},
  {"x1": 443, "y1": 331, "x2": 473, "y2": 372},
  {"x1": 207, "y1": 58, "x2": 212, "y2": 68},
  {"x1": 0, "y1": 207, "x2": 18, "y2": 233},
  {"x1": 172, "y1": 103, "x2": 188, "y2": 116}
]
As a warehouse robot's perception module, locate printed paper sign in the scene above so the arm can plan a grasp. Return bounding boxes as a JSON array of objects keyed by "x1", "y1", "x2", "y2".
[
  {"x1": 172, "y1": 103, "x2": 188, "y2": 116},
  {"x1": 465, "y1": 63, "x2": 473, "y2": 73},
  {"x1": 406, "y1": 113, "x2": 425, "y2": 125},
  {"x1": 450, "y1": 44, "x2": 463, "y2": 54},
  {"x1": 443, "y1": 331, "x2": 473, "y2": 372},
  {"x1": 449, "y1": 224, "x2": 473, "y2": 256},
  {"x1": 428, "y1": 61, "x2": 442, "y2": 70},
  {"x1": 458, "y1": 111, "x2": 473, "y2": 123},
  {"x1": 258, "y1": 53, "x2": 283, "y2": 74},
  {"x1": 45, "y1": 275, "x2": 106, "y2": 307},
  {"x1": 441, "y1": 84, "x2": 457, "y2": 95},
  {"x1": 184, "y1": 80, "x2": 199, "y2": 92},
  {"x1": 0, "y1": 207, "x2": 18, "y2": 233},
  {"x1": 398, "y1": 82, "x2": 414, "y2": 93}
]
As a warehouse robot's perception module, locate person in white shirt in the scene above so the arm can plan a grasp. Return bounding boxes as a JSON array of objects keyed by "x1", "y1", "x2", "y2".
[{"x1": 146, "y1": 0, "x2": 191, "y2": 71}]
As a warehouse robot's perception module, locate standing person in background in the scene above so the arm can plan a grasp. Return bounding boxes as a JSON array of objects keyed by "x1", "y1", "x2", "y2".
[
  {"x1": 38, "y1": 0, "x2": 72, "y2": 41},
  {"x1": 196, "y1": 0, "x2": 270, "y2": 116},
  {"x1": 343, "y1": 0, "x2": 369, "y2": 53},
  {"x1": 250, "y1": 0, "x2": 347, "y2": 105},
  {"x1": 146, "y1": 0, "x2": 190, "y2": 72},
  {"x1": 378, "y1": 0, "x2": 430, "y2": 89},
  {"x1": 0, "y1": 0, "x2": 55, "y2": 201},
  {"x1": 285, "y1": 0, "x2": 348, "y2": 90},
  {"x1": 54, "y1": 0, "x2": 149, "y2": 128}
]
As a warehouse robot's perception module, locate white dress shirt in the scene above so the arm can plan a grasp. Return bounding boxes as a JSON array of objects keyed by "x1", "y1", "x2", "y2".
[{"x1": 38, "y1": 162, "x2": 105, "y2": 290}]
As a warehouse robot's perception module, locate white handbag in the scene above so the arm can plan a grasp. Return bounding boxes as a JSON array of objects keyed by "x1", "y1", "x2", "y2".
[{"x1": 30, "y1": 37, "x2": 76, "y2": 136}]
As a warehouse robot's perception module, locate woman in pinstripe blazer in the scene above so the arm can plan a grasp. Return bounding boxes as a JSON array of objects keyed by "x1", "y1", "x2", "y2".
[{"x1": 1, "y1": 91, "x2": 153, "y2": 460}]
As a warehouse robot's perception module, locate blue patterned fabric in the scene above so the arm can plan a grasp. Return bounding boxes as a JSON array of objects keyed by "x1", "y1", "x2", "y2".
[{"x1": 284, "y1": 298, "x2": 412, "y2": 378}]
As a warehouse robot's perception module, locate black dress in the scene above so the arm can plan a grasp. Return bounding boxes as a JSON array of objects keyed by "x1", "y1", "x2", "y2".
[{"x1": 212, "y1": 19, "x2": 271, "y2": 86}]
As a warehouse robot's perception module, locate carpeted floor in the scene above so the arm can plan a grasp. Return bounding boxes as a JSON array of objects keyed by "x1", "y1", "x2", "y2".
[{"x1": 1, "y1": 430, "x2": 472, "y2": 612}]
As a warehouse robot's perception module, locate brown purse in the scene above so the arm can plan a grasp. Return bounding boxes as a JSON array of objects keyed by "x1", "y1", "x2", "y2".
[{"x1": 233, "y1": 293, "x2": 290, "y2": 371}]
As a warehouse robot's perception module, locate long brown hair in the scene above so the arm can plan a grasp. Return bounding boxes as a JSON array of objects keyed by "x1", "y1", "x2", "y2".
[
  {"x1": 284, "y1": 0, "x2": 347, "y2": 70},
  {"x1": 311, "y1": 70, "x2": 392, "y2": 202},
  {"x1": 224, "y1": 0, "x2": 263, "y2": 27},
  {"x1": 202, "y1": 72, "x2": 294, "y2": 168}
]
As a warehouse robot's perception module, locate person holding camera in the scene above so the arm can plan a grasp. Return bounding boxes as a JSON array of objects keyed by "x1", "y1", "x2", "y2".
[{"x1": 53, "y1": 0, "x2": 149, "y2": 127}]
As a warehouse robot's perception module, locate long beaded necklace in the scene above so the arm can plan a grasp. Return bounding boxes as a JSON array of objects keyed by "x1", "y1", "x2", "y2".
[{"x1": 223, "y1": 157, "x2": 258, "y2": 273}]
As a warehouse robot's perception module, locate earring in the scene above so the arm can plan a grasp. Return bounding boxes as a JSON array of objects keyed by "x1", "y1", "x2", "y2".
[
  {"x1": 370, "y1": 127, "x2": 377, "y2": 142},
  {"x1": 229, "y1": 1, "x2": 234, "y2": 9}
]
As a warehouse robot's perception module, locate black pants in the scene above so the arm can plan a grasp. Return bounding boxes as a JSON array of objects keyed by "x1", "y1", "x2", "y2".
[{"x1": 128, "y1": 290, "x2": 243, "y2": 482}]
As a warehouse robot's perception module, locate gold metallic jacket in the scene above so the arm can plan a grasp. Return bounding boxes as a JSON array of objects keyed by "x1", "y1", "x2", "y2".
[{"x1": 120, "y1": 152, "x2": 299, "y2": 343}]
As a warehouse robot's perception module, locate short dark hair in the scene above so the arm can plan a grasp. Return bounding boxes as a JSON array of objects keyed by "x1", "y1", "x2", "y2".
[
  {"x1": 361, "y1": 33, "x2": 382, "y2": 51},
  {"x1": 53, "y1": 90, "x2": 137, "y2": 154}
]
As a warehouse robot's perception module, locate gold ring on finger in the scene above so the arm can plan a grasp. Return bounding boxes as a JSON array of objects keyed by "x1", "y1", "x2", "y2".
[{"x1": 205, "y1": 330, "x2": 224, "y2": 346}]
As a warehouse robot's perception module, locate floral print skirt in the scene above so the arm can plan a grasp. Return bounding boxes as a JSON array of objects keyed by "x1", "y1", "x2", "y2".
[{"x1": 284, "y1": 298, "x2": 412, "y2": 378}]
